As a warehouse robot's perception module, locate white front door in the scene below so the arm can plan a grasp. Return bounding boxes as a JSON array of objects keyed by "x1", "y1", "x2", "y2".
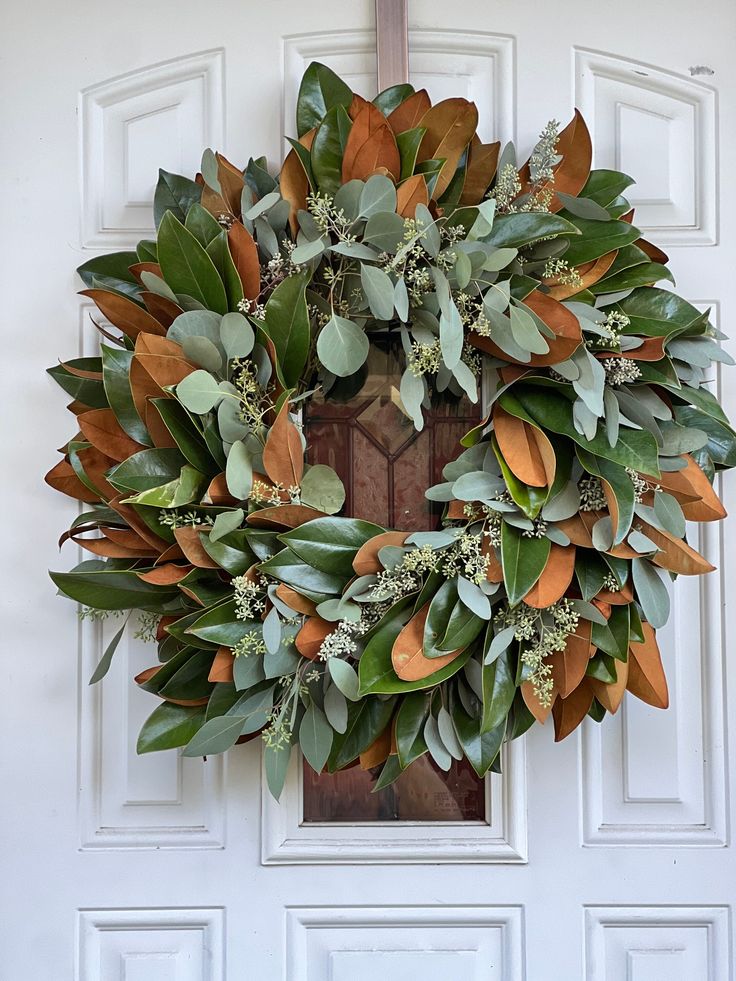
[{"x1": 3, "y1": 1, "x2": 734, "y2": 978}]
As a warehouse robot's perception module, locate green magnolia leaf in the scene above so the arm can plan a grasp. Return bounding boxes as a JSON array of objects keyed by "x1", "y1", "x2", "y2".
[
  {"x1": 512, "y1": 388, "x2": 660, "y2": 477},
  {"x1": 182, "y1": 715, "x2": 246, "y2": 756},
  {"x1": 152, "y1": 399, "x2": 216, "y2": 474},
  {"x1": 316, "y1": 314, "x2": 370, "y2": 377},
  {"x1": 185, "y1": 202, "x2": 223, "y2": 247},
  {"x1": 51, "y1": 566, "x2": 180, "y2": 612},
  {"x1": 48, "y1": 357, "x2": 107, "y2": 409},
  {"x1": 373, "y1": 82, "x2": 415, "y2": 115},
  {"x1": 100, "y1": 345, "x2": 150, "y2": 445},
  {"x1": 176, "y1": 370, "x2": 224, "y2": 414},
  {"x1": 280, "y1": 517, "x2": 383, "y2": 577},
  {"x1": 311, "y1": 104, "x2": 351, "y2": 194},
  {"x1": 328, "y1": 697, "x2": 396, "y2": 771},
  {"x1": 77, "y1": 251, "x2": 138, "y2": 290},
  {"x1": 361, "y1": 264, "x2": 395, "y2": 320},
  {"x1": 157, "y1": 212, "x2": 228, "y2": 314},
  {"x1": 225, "y1": 440, "x2": 253, "y2": 500},
  {"x1": 485, "y1": 213, "x2": 580, "y2": 248},
  {"x1": 296, "y1": 61, "x2": 353, "y2": 136},
  {"x1": 579, "y1": 169, "x2": 635, "y2": 208},
  {"x1": 299, "y1": 703, "x2": 333, "y2": 773},
  {"x1": 137, "y1": 702, "x2": 207, "y2": 753},
  {"x1": 563, "y1": 217, "x2": 640, "y2": 267},
  {"x1": 300, "y1": 465, "x2": 346, "y2": 514},
  {"x1": 259, "y1": 548, "x2": 346, "y2": 600},
  {"x1": 263, "y1": 273, "x2": 310, "y2": 388},
  {"x1": 482, "y1": 646, "x2": 516, "y2": 733},
  {"x1": 615, "y1": 287, "x2": 703, "y2": 338},
  {"x1": 395, "y1": 692, "x2": 429, "y2": 768},
  {"x1": 452, "y1": 700, "x2": 504, "y2": 777},
  {"x1": 500, "y1": 523, "x2": 551, "y2": 607}
]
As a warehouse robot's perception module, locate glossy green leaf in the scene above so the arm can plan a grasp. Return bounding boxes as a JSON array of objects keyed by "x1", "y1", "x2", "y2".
[
  {"x1": 263, "y1": 273, "x2": 311, "y2": 389},
  {"x1": 296, "y1": 61, "x2": 353, "y2": 137},
  {"x1": 157, "y1": 212, "x2": 228, "y2": 314},
  {"x1": 500, "y1": 523, "x2": 551, "y2": 607},
  {"x1": 280, "y1": 517, "x2": 383, "y2": 577},
  {"x1": 182, "y1": 715, "x2": 245, "y2": 756},
  {"x1": 137, "y1": 702, "x2": 207, "y2": 753}
]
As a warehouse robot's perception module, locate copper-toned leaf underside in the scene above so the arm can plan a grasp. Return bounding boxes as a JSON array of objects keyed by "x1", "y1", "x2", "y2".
[
  {"x1": 470, "y1": 290, "x2": 583, "y2": 367},
  {"x1": 262, "y1": 401, "x2": 304, "y2": 489},
  {"x1": 590, "y1": 656, "x2": 628, "y2": 714},
  {"x1": 627, "y1": 622, "x2": 669, "y2": 709},
  {"x1": 387, "y1": 89, "x2": 432, "y2": 134},
  {"x1": 342, "y1": 102, "x2": 400, "y2": 182},
  {"x1": 80, "y1": 289, "x2": 166, "y2": 340},
  {"x1": 656, "y1": 454, "x2": 726, "y2": 522},
  {"x1": 275, "y1": 583, "x2": 318, "y2": 617},
  {"x1": 552, "y1": 677, "x2": 594, "y2": 740},
  {"x1": 493, "y1": 405, "x2": 555, "y2": 487},
  {"x1": 228, "y1": 221, "x2": 261, "y2": 301},
  {"x1": 208, "y1": 646, "x2": 235, "y2": 683},
  {"x1": 352, "y1": 531, "x2": 408, "y2": 575},
  {"x1": 551, "y1": 619, "x2": 593, "y2": 698},
  {"x1": 459, "y1": 135, "x2": 500, "y2": 206},
  {"x1": 391, "y1": 604, "x2": 463, "y2": 681},
  {"x1": 173, "y1": 527, "x2": 220, "y2": 569},
  {"x1": 396, "y1": 174, "x2": 429, "y2": 217},
  {"x1": 416, "y1": 97, "x2": 479, "y2": 199},
  {"x1": 359, "y1": 726, "x2": 392, "y2": 770},
  {"x1": 523, "y1": 543, "x2": 576, "y2": 608},
  {"x1": 296, "y1": 616, "x2": 333, "y2": 660}
]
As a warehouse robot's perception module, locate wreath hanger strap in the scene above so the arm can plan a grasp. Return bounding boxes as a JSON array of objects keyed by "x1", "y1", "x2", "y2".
[{"x1": 376, "y1": 0, "x2": 409, "y2": 90}]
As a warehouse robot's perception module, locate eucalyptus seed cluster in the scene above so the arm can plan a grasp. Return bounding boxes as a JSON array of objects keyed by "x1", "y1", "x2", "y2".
[
  {"x1": 233, "y1": 574, "x2": 266, "y2": 621},
  {"x1": 603, "y1": 356, "x2": 642, "y2": 386},
  {"x1": 579, "y1": 475, "x2": 608, "y2": 512},
  {"x1": 369, "y1": 544, "x2": 439, "y2": 602},
  {"x1": 543, "y1": 257, "x2": 582, "y2": 288},
  {"x1": 441, "y1": 532, "x2": 491, "y2": 585},
  {"x1": 158, "y1": 509, "x2": 213, "y2": 529}
]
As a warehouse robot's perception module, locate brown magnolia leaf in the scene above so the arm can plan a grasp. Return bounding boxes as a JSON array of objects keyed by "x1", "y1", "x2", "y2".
[
  {"x1": 173, "y1": 527, "x2": 219, "y2": 569},
  {"x1": 636, "y1": 238, "x2": 669, "y2": 264},
  {"x1": 459, "y1": 135, "x2": 500, "y2": 206},
  {"x1": 76, "y1": 445, "x2": 117, "y2": 501},
  {"x1": 359, "y1": 726, "x2": 392, "y2": 770},
  {"x1": 275, "y1": 584, "x2": 318, "y2": 617},
  {"x1": 206, "y1": 472, "x2": 236, "y2": 506},
  {"x1": 387, "y1": 89, "x2": 432, "y2": 134},
  {"x1": 145, "y1": 400, "x2": 178, "y2": 449},
  {"x1": 591, "y1": 598, "x2": 612, "y2": 621},
  {"x1": 348, "y1": 93, "x2": 370, "y2": 119},
  {"x1": 590, "y1": 657, "x2": 629, "y2": 714},
  {"x1": 552, "y1": 678, "x2": 594, "y2": 741},
  {"x1": 392, "y1": 605, "x2": 463, "y2": 681},
  {"x1": 245, "y1": 504, "x2": 327, "y2": 529},
  {"x1": 201, "y1": 183, "x2": 232, "y2": 220},
  {"x1": 135, "y1": 333, "x2": 185, "y2": 357},
  {"x1": 493, "y1": 406, "x2": 549, "y2": 487},
  {"x1": 637, "y1": 520, "x2": 715, "y2": 576},
  {"x1": 279, "y1": 129, "x2": 316, "y2": 237},
  {"x1": 656, "y1": 455, "x2": 726, "y2": 522},
  {"x1": 470, "y1": 290, "x2": 582, "y2": 367},
  {"x1": 546, "y1": 250, "x2": 618, "y2": 301},
  {"x1": 80, "y1": 289, "x2": 166, "y2": 339},
  {"x1": 551, "y1": 620, "x2": 592, "y2": 698},
  {"x1": 594, "y1": 580, "x2": 633, "y2": 606},
  {"x1": 342, "y1": 103, "x2": 400, "y2": 181},
  {"x1": 519, "y1": 110, "x2": 592, "y2": 212},
  {"x1": 416, "y1": 98, "x2": 479, "y2": 199},
  {"x1": 140, "y1": 291, "x2": 182, "y2": 328},
  {"x1": 296, "y1": 616, "x2": 333, "y2": 660},
  {"x1": 523, "y1": 544, "x2": 576, "y2": 608},
  {"x1": 45, "y1": 458, "x2": 98, "y2": 503},
  {"x1": 129, "y1": 261, "x2": 162, "y2": 283},
  {"x1": 627, "y1": 623, "x2": 669, "y2": 709},
  {"x1": 228, "y1": 221, "x2": 261, "y2": 301},
  {"x1": 353, "y1": 531, "x2": 408, "y2": 575},
  {"x1": 216, "y1": 152, "x2": 245, "y2": 215},
  {"x1": 482, "y1": 538, "x2": 504, "y2": 582},
  {"x1": 521, "y1": 676, "x2": 556, "y2": 724},
  {"x1": 103, "y1": 528, "x2": 157, "y2": 551},
  {"x1": 130, "y1": 353, "x2": 194, "y2": 422},
  {"x1": 136, "y1": 563, "x2": 192, "y2": 585},
  {"x1": 396, "y1": 174, "x2": 429, "y2": 217},
  {"x1": 78, "y1": 408, "x2": 146, "y2": 462},
  {"x1": 72, "y1": 535, "x2": 152, "y2": 559},
  {"x1": 57, "y1": 360, "x2": 103, "y2": 380},
  {"x1": 262, "y1": 401, "x2": 303, "y2": 488},
  {"x1": 597, "y1": 337, "x2": 666, "y2": 362},
  {"x1": 107, "y1": 493, "x2": 168, "y2": 552},
  {"x1": 209, "y1": 646, "x2": 235, "y2": 683}
]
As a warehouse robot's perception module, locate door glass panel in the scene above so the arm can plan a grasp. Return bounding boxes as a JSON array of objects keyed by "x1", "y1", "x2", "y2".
[{"x1": 302, "y1": 340, "x2": 484, "y2": 823}]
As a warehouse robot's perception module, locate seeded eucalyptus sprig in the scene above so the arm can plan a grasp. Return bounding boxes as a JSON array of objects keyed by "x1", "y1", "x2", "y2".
[{"x1": 46, "y1": 61, "x2": 734, "y2": 799}]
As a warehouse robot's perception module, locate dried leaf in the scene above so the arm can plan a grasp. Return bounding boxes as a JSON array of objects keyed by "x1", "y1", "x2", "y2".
[
  {"x1": 140, "y1": 291, "x2": 183, "y2": 328},
  {"x1": 80, "y1": 289, "x2": 166, "y2": 339},
  {"x1": 296, "y1": 616, "x2": 333, "y2": 660},
  {"x1": 470, "y1": 290, "x2": 582, "y2": 366},
  {"x1": 107, "y1": 493, "x2": 168, "y2": 551},
  {"x1": 279, "y1": 129, "x2": 316, "y2": 236},
  {"x1": 262, "y1": 401, "x2": 304, "y2": 488},
  {"x1": 387, "y1": 89, "x2": 431, "y2": 134},
  {"x1": 78, "y1": 408, "x2": 146, "y2": 462},
  {"x1": 520, "y1": 110, "x2": 592, "y2": 212},
  {"x1": 590, "y1": 657, "x2": 628, "y2": 714},
  {"x1": 342, "y1": 103, "x2": 400, "y2": 181},
  {"x1": 523, "y1": 544, "x2": 576, "y2": 608},
  {"x1": 275, "y1": 584, "x2": 318, "y2": 617},
  {"x1": 493, "y1": 406, "x2": 551, "y2": 487},
  {"x1": 416, "y1": 98, "x2": 479, "y2": 199},
  {"x1": 216, "y1": 152, "x2": 245, "y2": 214},
  {"x1": 228, "y1": 221, "x2": 261, "y2": 301},
  {"x1": 45, "y1": 458, "x2": 98, "y2": 502},
  {"x1": 173, "y1": 527, "x2": 220, "y2": 569},
  {"x1": 208, "y1": 646, "x2": 235, "y2": 683},
  {"x1": 359, "y1": 726, "x2": 392, "y2": 769},
  {"x1": 521, "y1": 676, "x2": 556, "y2": 723},
  {"x1": 396, "y1": 174, "x2": 429, "y2": 217},
  {"x1": 552, "y1": 678, "x2": 594, "y2": 740},
  {"x1": 136, "y1": 563, "x2": 192, "y2": 585},
  {"x1": 551, "y1": 619, "x2": 592, "y2": 698},
  {"x1": 637, "y1": 520, "x2": 715, "y2": 576},
  {"x1": 656, "y1": 455, "x2": 726, "y2": 522},
  {"x1": 546, "y1": 251, "x2": 617, "y2": 300},
  {"x1": 245, "y1": 504, "x2": 327, "y2": 528},
  {"x1": 627, "y1": 623, "x2": 669, "y2": 708},
  {"x1": 482, "y1": 538, "x2": 504, "y2": 582},
  {"x1": 459, "y1": 135, "x2": 500, "y2": 206},
  {"x1": 392, "y1": 605, "x2": 463, "y2": 681},
  {"x1": 352, "y1": 531, "x2": 408, "y2": 575}
]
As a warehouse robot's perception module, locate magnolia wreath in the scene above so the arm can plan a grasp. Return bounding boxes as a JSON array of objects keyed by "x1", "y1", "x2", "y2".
[{"x1": 47, "y1": 62, "x2": 735, "y2": 798}]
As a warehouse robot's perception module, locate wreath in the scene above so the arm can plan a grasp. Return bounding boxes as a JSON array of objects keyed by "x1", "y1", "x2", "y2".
[{"x1": 47, "y1": 62, "x2": 735, "y2": 798}]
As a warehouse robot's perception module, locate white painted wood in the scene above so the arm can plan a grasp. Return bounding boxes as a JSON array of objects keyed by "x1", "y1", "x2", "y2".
[{"x1": 2, "y1": 1, "x2": 736, "y2": 978}]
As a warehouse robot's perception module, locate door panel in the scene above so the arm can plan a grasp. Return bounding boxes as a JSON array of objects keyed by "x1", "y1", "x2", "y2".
[{"x1": 2, "y1": 0, "x2": 734, "y2": 978}]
